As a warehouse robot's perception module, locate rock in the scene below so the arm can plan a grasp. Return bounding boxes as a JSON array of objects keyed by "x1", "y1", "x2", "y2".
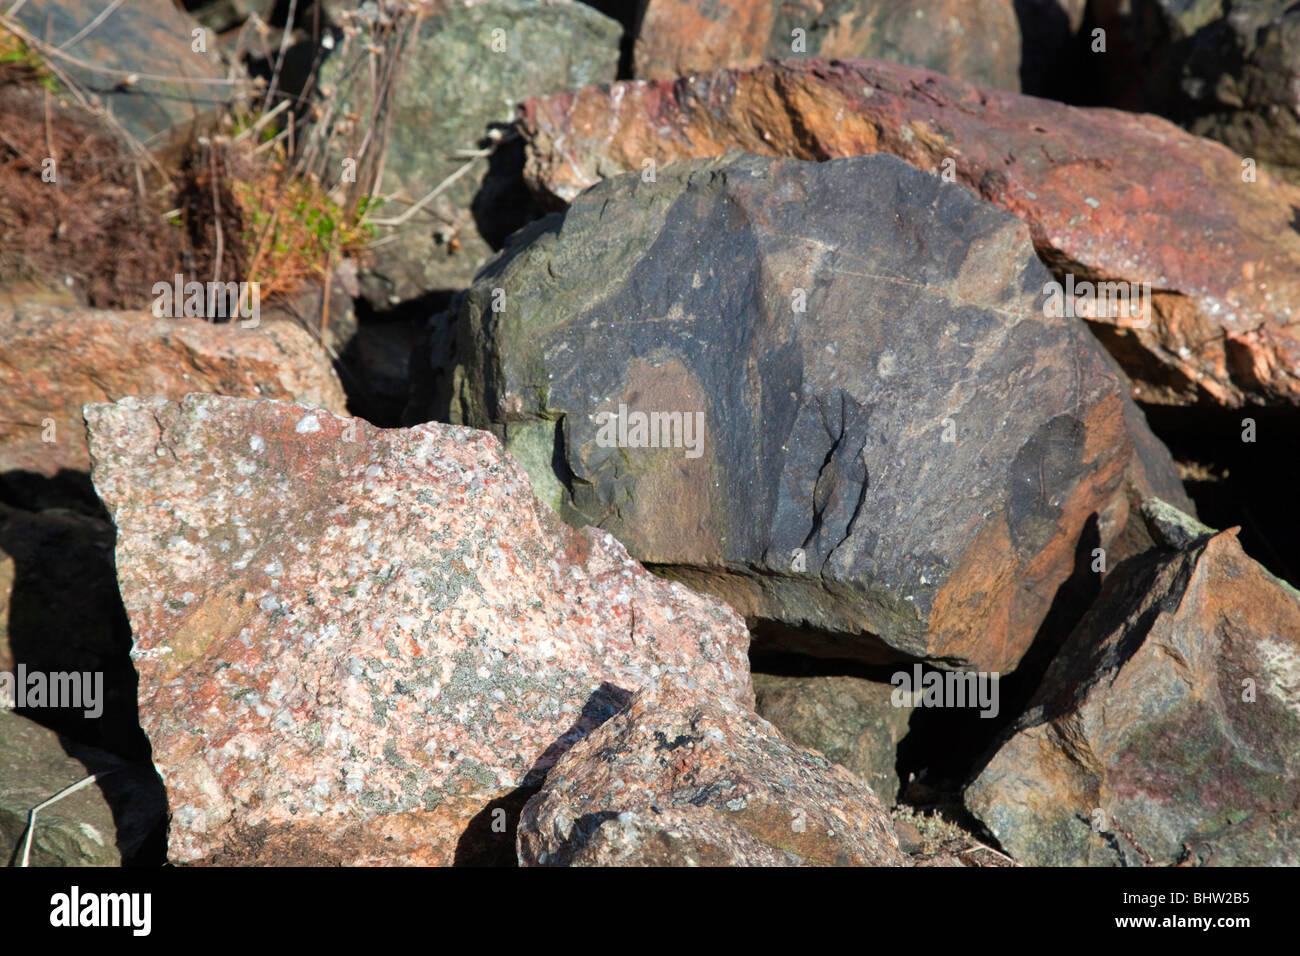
[
  {"x1": 444, "y1": 151, "x2": 1191, "y2": 673},
  {"x1": 9, "y1": 0, "x2": 230, "y2": 153},
  {"x1": 0, "y1": 710, "x2": 165, "y2": 866},
  {"x1": 319, "y1": 0, "x2": 620, "y2": 306},
  {"x1": 516, "y1": 674, "x2": 907, "y2": 866},
  {"x1": 965, "y1": 505, "x2": 1300, "y2": 866},
  {"x1": 85, "y1": 394, "x2": 752, "y2": 865},
  {"x1": 633, "y1": 0, "x2": 1021, "y2": 91},
  {"x1": 0, "y1": 505, "x2": 143, "y2": 759},
  {"x1": 0, "y1": 305, "x2": 347, "y2": 480},
  {"x1": 753, "y1": 672, "x2": 911, "y2": 801},
  {"x1": 516, "y1": 58, "x2": 1300, "y2": 408},
  {"x1": 1090, "y1": 1, "x2": 1300, "y2": 186}
]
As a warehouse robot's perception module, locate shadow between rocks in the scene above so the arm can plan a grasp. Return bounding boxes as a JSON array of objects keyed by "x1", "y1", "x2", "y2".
[{"x1": 452, "y1": 681, "x2": 633, "y2": 867}]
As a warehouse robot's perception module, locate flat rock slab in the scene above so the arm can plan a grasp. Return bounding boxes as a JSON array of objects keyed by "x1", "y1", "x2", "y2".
[
  {"x1": 86, "y1": 394, "x2": 752, "y2": 865},
  {"x1": 0, "y1": 306, "x2": 346, "y2": 479},
  {"x1": 447, "y1": 152, "x2": 1190, "y2": 673},
  {"x1": 518, "y1": 57, "x2": 1300, "y2": 408},
  {"x1": 11, "y1": 0, "x2": 228, "y2": 151},
  {"x1": 966, "y1": 502, "x2": 1300, "y2": 866},
  {"x1": 633, "y1": 0, "x2": 1020, "y2": 90},
  {"x1": 517, "y1": 674, "x2": 907, "y2": 866},
  {"x1": 0, "y1": 710, "x2": 164, "y2": 866}
]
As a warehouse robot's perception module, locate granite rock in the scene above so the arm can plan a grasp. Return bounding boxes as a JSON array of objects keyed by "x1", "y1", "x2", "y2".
[{"x1": 86, "y1": 393, "x2": 752, "y2": 865}]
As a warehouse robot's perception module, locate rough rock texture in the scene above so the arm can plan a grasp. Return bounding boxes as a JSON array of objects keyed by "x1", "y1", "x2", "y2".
[
  {"x1": 320, "y1": 0, "x2": 620, "y2": 306},
  {"x1": 445, "y1": 152, "x2": 1191, "y2": 673},
  {"x1": 0, "y1": 710, "x2": 165, "y2": 866},
  {"x1": 633, "y1": 0, "x2": 1021, "y2": 90},
  {"x1": 0, "y1": 306, "x2": 347, "y2": 478},
  {"x1": 0, "y1": 505, "x2": 141, "y2": 759},
  {"x1": 966, "y1": 501, "x2": 1300, "y2": 866},
  {"x1": 753, "y1": 672, "x2": 911, "y2": 801},
  {"x1": 86, "y1": 394, "x2": 752, "y2": 866},
  {"x1": 517, "y1": 58, "x2": 1300, "y2": 408},
  {"x1": 10, "y1": 0, "x2": 229, "y2": 152},
  {"x1": 517, "y1": 674, "x2": 907, "y2": 866}
]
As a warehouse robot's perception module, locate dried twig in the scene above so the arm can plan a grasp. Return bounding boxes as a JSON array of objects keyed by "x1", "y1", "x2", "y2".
[
  {"x1": 19, "y1": 770, "x2": 120, "y2": 867},
  {"x1": 57, "y1": 0, "x2": 127, "y2": 51}
]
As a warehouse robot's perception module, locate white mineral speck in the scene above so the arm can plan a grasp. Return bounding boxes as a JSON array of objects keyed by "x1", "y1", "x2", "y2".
[{"x1": 295, "y1": 413, "x2": 322, "y2": 434}]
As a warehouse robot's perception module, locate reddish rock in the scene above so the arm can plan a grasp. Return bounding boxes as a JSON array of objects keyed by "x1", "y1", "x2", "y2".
[
  {"x1": 517, "y1": 674, "x2": 906, "y2": 866},
  {"x1": 85, "y1": 394, "x2": 752, "y2": 865},
  {"x1": 0, "y1": 306, "x2": 347, "y2": 479},
  {"x1": 518, "y1": 58, "x2": 1300, "y2": 408},
  {"x1": 633, "y1": 0, "x2": 1021, "y2": 91},
  {"x1": 966, "y1": 501, "x2": 1300, "y2": 866}
]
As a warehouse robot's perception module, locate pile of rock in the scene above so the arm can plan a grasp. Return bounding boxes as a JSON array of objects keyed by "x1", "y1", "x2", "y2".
[{"x1": 2, "y1": 0, "x2": 1298, "y2": 868}]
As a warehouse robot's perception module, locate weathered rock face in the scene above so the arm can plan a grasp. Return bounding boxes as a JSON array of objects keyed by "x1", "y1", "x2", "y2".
[
  {"x1": 753, "y1": 672, "x2": 911, "y2": 801},
  {"x1": 633, "y1": 0, "x2": 1021, "y2": 91},
  {"x1": 0, "y1": 306, "x2": 346, "y2": 479},
  {"x1": 517, "y1": 674, "x2": 907, "y2": 866},
  {"x1": 445, "y1": 152, "x2": 1191, "y2": 673},
  {"x1": 0, "y1": 710, "x2": 165, "y2": 866},
  {"x1": 1091, "y1": 0, "x2": 1300, "y2": 186},
  {"x1": 966, "y1": 501, "x2": 1300, "y2": 866},
  {"x1": 320, "y1": 0, "x2": 620, "y2": 306},
  {"x1": 9, "y1": 0, "x2": 229, "y2": 152},
  {"x1": 517, "y1": 58, "x2": 1300, "y2": 408},
  {"x1": 86, "y1": 394, "x2": 752, "y2": 866}
]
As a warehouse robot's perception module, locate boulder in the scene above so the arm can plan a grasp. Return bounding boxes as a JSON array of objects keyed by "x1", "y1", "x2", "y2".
[
  {"x1": 85, "y1": 393, "x2": 752, "y2": 865},
  {"x1": 0, "y1": 305, "x2": 346, "y2": 480},
  {"x1": 318, "y1": 0, "x2": 620, "y2": 306},
  {"x1": 753, "y1": 672, "x2": 911, "y2": 801},
  {"x1": 633, "y1": 0, "x2": 1022, "y2": 91},
  {"x1": 1090, "y1": 0, "x2": 1300, "y2": 186},
  {"x1": 965, "y1": 500, "x2": 1300, "y2": 866},
  {"x1": 444, "y1": 151, "x2": 1192, "y2": 673},
  {"x1": 517, "y1": 58, "x2": 1300, "y2": 408},
  {"x1": 0, "y1": 709, "x2": 164, "y2": 866},
  {"x1": 517, "y1": 674, "x2": 907, "y2": 866}
]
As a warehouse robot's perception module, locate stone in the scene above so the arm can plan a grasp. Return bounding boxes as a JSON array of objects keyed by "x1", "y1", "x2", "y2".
[
  {"x1": 517, "y1": 674, "x2": 907, "y2": 866},
  {"x1": 753, "y1": 672, "x2": 911, "y2": 801},
  {"x1": 444, "y1": 151, "x2": 1192, "y2": 673},
  {"x1": 0, "y1": 305, "x2": 347, "y2": 480},
  {"x1": 319, "y1": 0, "x2": 620, "y2": 306},
  {"x1": 1090, "y1": 1, "x2": 1300, "y2": 186},
  {"x1": 85, "y1": 393, "x2": 752, "y2": 865},
  {"x1": 0, "y1": 709, "x2": 165, "y2": 866},
  {"x1": 633, "y1": 0, "x2": 1021, "y2": 91},
  {"x1": 516, "y1": 58, "x2": 1300, "y2": 408},
  {"x1": 9, "y1": 0, "x2": 230, "y2": 153},
  {"x1": 965, "y1": 503, "x2": 1300, "y2": 866}
]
